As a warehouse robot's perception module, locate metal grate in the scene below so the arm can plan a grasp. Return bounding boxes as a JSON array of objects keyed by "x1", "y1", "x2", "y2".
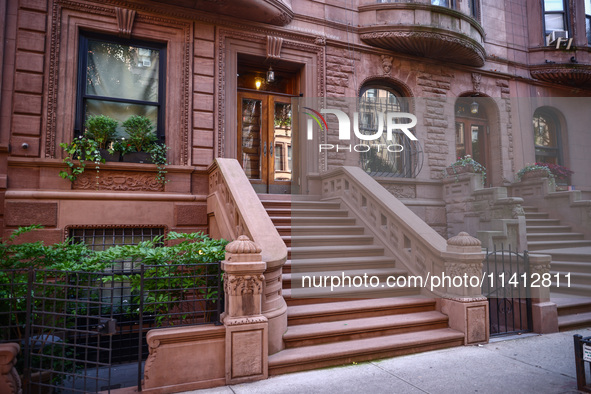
[{"x1": 69, "y1": 226, "x2": 165, "y2": 251}]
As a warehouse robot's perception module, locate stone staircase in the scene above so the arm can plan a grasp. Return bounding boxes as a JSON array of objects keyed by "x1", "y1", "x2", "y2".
[
  {"x1": 524, "y1": 205, "x2": 591, "y2": 331},
  {"x1": 261, "y1": 195, "x2": 465, "y2": 376}
]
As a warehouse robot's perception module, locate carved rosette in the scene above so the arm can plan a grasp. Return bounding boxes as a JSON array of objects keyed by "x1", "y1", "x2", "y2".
[{"x1": 223, "y1": 273, "x2": 264, "y2": 296}]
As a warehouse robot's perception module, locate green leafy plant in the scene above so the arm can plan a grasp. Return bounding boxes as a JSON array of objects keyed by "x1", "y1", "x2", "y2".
[
  {"x1": 535, "y1": 162, "x2": 573, "y2": 181},
  {"x1": 84, "y1": 115, "x2": 119, "y2": 149},
  {"x1": 121, "y1": 115, "x2": 158, "y2": 153},
  {"x1": 58, "y1": 135, "x2": 104, "y2": 183},
  {"x1": 443, "y1": 155, "x2": 486, "y2": 184},
  {"x1": 516, "y1": 163, "x2": 553, "y2": 181},
  {"x1": 148, "y1": 143, "x2": 170, "y2": 184}
]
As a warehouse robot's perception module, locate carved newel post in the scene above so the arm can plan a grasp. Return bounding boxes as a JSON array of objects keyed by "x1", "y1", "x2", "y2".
[
  {"x1": 440, "y1": 232, "x2": 490, "y2": 345},
  {"x1": 222, "y1": 235, "x2": 268, "y2": 384},
  {"x1": 0, "y1": 343, "x2": 21, "y2": 394}
]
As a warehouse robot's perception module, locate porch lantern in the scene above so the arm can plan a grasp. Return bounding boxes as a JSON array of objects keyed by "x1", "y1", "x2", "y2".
[
  {"x1": 266, "y1": 66, "x2": 275, "y2": 83},
  {"x1": 470, "y1": 100, "x2": 479, "y2": 114}
]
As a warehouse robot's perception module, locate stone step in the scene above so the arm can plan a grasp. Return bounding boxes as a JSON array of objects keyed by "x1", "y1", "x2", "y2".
[
  {"x1": 522, "y1": 206, "x2": 539, "y2": 213},
  {"x1": 271, "y1": 216, "x2": 357, "y2": 226},
  {"x1": 282, "y1": 281, "x2": 421, "y2": 300},
  {"x1": 283, "y1": 256, "x2": 399, "y2": 274},
  {"x1": 283, "y1": 267, "x2": 407, "y2": 289},
  {"x1": 553, "y1": 294, "x2": 591, "y2": 317},
  {"x1": 550, "y1": 282, "x2": 590, "y2": 296},
  {"x1": 524, "y1": 212, "x2": 550, "y2": 219},
  {"x1": 525, "y1": 225, "x2": 573, "y2": 234},
  {"x1": 526, "y1": 232, "x2": 584, "y2": 242},
  {"x1": 267, "y1": 208, "x2": 350, "y2": 217},
  {"x1": 261, "y1": 200, "x2": 341, "y2": 210},
  {"x1": 268, "y1": 328, "x2": 465, "y2": 376},
  {"x1": 282, "y1": 234, "x2": 374, "y2": 247},
  {"x1": 286, "y1": 297, "x2": 436, "y2": 325},
  {"x1": 557, "y1": 311, "x2": 591, "y2": 332},
  {"x1": 534, "y1": 249, "x2": 591, "y2": 262},
  {"x1": 276, "y1": 225, "x2": 366, "y2": 237},
  {"x1": 527, "y1": 240, "x2": 591, "y2": 251},
  {"x1": 525, "y1": 218, "x2": 561, "y2": 226},
  {"x1": 551, "y1": 261, "x2": 591, "y2": 274},
  {"x1": 283, "y1": 311, "x2": 449, "y2": 348},
  {"x1": 550, "y1": 271, "x2": 591, "y2": 286},
  {"x1": 288, "y1": 245, "x2": 385, "y2": 259}
]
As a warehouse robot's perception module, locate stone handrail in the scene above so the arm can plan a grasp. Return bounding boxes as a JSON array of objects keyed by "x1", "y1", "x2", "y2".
[
  {"x1": 207, "y1": 158, "x2": 287, "y2": 354},
  {"x1": 320, "y1": 166, "x2": 485, "y2": 298}
]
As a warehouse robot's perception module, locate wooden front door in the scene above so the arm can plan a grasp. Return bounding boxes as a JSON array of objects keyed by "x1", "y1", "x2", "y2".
[
  {"x1": 238, "y1": 91, "x2": 293, "y2": 194},
  {"x1": 455, "y1": 118, "x2": 490, "y2": 184}
]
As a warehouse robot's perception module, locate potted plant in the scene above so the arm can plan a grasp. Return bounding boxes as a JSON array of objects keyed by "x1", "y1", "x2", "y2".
[
  {"x1": 120, "y1": 115, "x2": 158, "y2": 163},
  {"x1": 535, "y1": 162, "x2": 573, "y2": 186},
  {"x1": 59, "y1": 135, "x2": 104, "y2": 185},
  {"x1": 444, "y1": 155, "x2": 486, "y2": 184},
  {"x1": 516, "y1": 163, "x2": 553, "y2": 181},
  {"x1": 84, "y1": 115, "x2": 120, "y2": 162}
]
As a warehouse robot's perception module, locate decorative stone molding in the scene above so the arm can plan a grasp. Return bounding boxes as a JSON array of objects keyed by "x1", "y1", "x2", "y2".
[
  {"x1": 447, "y1": 232, "x2": 482, "y2": 247},
  {"x1": 314, "y1": 35, "x2": 326, "y2": 46},
  {"x1": 383, "y1": 183, "x2": 416, "y2": 199},
  {"x1": 471, "y1": 72, "x2": 481, "y2": 91},
  {"x1": 226, "y1": 235, "x2": 263, "y2": 256},
  {"x1": 224, "y1": 273, "x2": 265, "y2": 296},
  {"x1": 266, "y1": 36, "x2": 283, "y2": 61},
  {"x1": 115, "y1": 7, "x2": 135, "y2": 38},
  {"x1": 360, "y1": 30, "x2": 485, "y2": 67},
  {"x1": 444, "y1": 261, "x2": 483, "y2": 279},
  {"x1": 72, "y1": 170, "x2": 164, "y2": 191},
  {"x1": 380, "y1": 54, "x2": 393, "y2": 76},
  {"x1": 530, "y1": 64, "x2": 591, "y2": 87}
]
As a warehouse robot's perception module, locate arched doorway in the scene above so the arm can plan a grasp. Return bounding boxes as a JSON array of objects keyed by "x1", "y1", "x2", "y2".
[{"x1": 455, "y1": 98, "x2": 490, "y2": 184}]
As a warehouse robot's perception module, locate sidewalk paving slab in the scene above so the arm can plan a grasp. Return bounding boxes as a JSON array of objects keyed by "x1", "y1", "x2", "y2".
[{"x1": 183, "y1": 328, "x2": 591, "y2": 394}]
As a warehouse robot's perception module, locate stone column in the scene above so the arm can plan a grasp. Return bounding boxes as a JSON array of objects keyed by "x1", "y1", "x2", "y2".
[
  {"x1": 440, "y1": 232, "x2": 490, "y2": 345},
  {"x1": 222, "y1": 235, "x2": 268, "y2": 384},
  {"x1": 529, "y1": 253, "x2": 558, "y2": 333},
  {"x1": 0, "y1": 343, "x2": 21, "y2": 394}
]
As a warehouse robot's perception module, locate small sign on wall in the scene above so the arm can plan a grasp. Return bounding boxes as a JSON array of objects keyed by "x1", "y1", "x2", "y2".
[{"x1": 584, "y1": 344, "x2": 591, "y2": 362}]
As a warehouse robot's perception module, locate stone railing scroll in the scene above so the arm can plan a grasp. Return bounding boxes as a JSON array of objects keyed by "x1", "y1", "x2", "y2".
[
  {"x1": 320, "y1": 167, "x2": 489, "y2": 343},
  {"x1": 208, "y1": 158, "x2": 287, "y2": 354}
]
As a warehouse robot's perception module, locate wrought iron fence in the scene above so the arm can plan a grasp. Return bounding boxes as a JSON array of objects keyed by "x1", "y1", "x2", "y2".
[
  {"x1": 0, "y1": 261, "x2": 222, "y2": 393},
  {"x1": 483, "y1": 246, "x2": 533, "y2": 337}
]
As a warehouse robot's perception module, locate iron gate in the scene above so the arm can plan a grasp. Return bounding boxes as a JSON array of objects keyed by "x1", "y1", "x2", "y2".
[
  {"x1": 0, "y1": 262, "x2": 222, "y2": 393},
  {"x1": 484, "y1": 247, "x2": 533, "y2": 337}
]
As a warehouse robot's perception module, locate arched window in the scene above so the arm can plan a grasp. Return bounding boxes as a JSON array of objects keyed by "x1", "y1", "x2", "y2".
[
  {"x1": 358, "y1": 83, "x2": 422, "y2": 178},
  {"x1": 533, "y1": 108, "x2": 562, "y2": 164}
]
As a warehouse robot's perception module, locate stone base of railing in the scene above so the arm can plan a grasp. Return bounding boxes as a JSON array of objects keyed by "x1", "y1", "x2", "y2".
[{"x1": 439, "y1": 297, "x2": 489, "y2": 345}]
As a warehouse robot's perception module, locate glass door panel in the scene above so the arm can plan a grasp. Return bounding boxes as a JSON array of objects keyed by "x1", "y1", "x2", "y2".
[
  {"x1": 240, "y1": 98, "x2": 262, "y2": 180},
  {"x1": 273, "y1": 101, "x2": 292, "y2": 182}
]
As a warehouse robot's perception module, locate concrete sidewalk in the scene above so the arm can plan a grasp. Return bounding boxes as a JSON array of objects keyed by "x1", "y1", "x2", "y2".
[{"x1": 184, "y1": 328, "x2": 591, "y2": 394}]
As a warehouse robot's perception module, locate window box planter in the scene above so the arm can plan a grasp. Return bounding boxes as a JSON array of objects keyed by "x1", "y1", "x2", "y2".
[
  {"x1": 520, "y1": 169, "x2": 550, "y2": 180},
  {"x1": 99, "y1": 148, "x2": 121, "y2": 162},
  {"x1": 446, "y1": 164, "x2": 474, "y2": 175},
  {"x1": 122, "y1": 152, "x2": 152, "y2": 164}
]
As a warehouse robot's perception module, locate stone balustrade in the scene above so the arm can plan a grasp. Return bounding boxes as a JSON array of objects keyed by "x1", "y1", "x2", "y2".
[{"x1": 208, "y1": 158, "x2": 288, "y2": 354}]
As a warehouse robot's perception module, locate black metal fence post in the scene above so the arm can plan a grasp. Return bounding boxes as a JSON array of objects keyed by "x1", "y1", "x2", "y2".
[{"x1": 138, "y1": 263, "x2": 145, "y2": 392}]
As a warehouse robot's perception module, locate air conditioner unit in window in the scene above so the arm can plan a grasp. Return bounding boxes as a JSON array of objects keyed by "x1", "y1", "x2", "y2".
[{"x1": 546, "y1": 30, "x2": 569, "y2": 45}]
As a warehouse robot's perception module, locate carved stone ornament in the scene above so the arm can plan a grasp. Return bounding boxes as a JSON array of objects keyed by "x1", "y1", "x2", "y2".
[
  {"x1": 530, "y1": 263, "x2": 551, "y2": 275},
  {"x1": 115, "y1": 7, "x2": 136, "y2": 38},
  {"x1": 445, "y1": 261, "x2": 483, "y2": 279},
  {"x1": 360, "y1": 30, "x2": 485, "y2": 67},
  {"x1": 225, "y1": 235, "x2": 262, "y2": 254},
  {"x1": 380, "y1": 54, "x2": 393, "y2": 76},
  {"x1": 447, "y1": 232, "x2": 482, "y2": 247},
  {"x1": 471, "y1": 72, "x2": 481, "y2": 92},
  {"x1": 266, "y1": 36, "x2": 283, "y2": 61},
  {"x1": 224, "y1": 273, "x2": 264, "y2": 296},
  {"x1": 512, "y1": 206, "x2": 525, "y2": 218},
  {"x1": 72, "y1": 170, "x2": 164, "y2": 191},
  {"x1": 314, "y1": 35, "x2": 326, "y2": 46}
]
